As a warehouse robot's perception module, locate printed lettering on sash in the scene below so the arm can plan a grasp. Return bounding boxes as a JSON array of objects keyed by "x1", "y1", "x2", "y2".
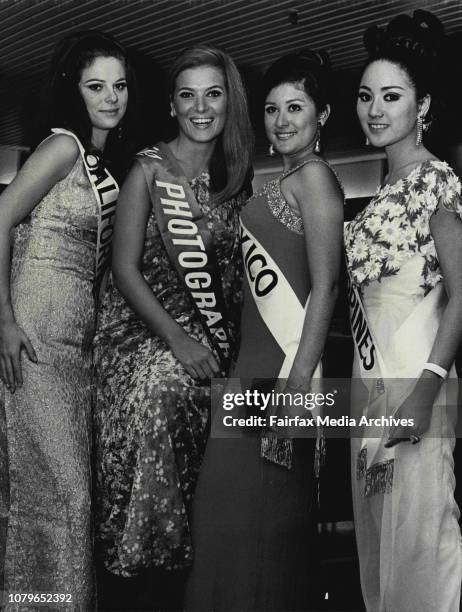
[
  {"x1": 51, "y1": 129, "x2": 119, "y2": 293},
  {"x1": 240, "y1": 218, "x2": 322, "y2": 381},
  {"x1": 138, "y1": 143, "x2": 232, "y2": 369},
  {"x1": 241, "y1": 226, "x2": 278, "y2": 298},
  {"x1": 347, "y1": 275, "x2": 376, "y2": 371},
  {"x1": 155, "y1": 180, "x2": 229, "y2": 360}
]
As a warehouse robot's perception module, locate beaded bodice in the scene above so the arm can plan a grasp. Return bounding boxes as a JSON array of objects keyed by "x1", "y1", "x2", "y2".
[
  {"x1": 261, "y1": 177, "x2": 304, "y2": 234},
  {"x1": 254, "y1": 157, "x2": 339, "y2": 235}
]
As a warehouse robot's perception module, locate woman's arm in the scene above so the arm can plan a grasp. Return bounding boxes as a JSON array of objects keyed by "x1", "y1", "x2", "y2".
[
  {"x1": 387, "y1": 203, "x2": 462, "y2": 445},
  {"x1": 282, "y1": 162, "x2": 344, "y2": 389},
  {"x1": 426, "y1": 205, "x2": 462, "y2": 367},
  {"x1": 112, "y1": 161, "x2": 220, "y2": 380},
  {"x1": 0, "y1": 134, "x2": 80, "y2": 390}
]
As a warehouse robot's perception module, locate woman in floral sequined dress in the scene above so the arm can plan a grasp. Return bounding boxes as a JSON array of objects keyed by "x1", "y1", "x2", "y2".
[
  {"x1": 0, "y1": 32, "x2": 132, "y2": 609},
  {"x1": 186, "y1": 51, "x2": 343, "y2": 611},
  {"x1": 93, "y1": 45, "x2": 253, "y2": 609},
  {"x1": 344, "y1": 13, "x2": 462, "y2": 612}
]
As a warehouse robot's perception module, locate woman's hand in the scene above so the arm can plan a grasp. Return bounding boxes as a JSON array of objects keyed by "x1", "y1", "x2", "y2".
[
  {"x1": 168, "y1": 330, "x2": 220, "y2": 380},
  {"x1": 385, "y1": 371, "x2": 441, "y2": 447},
  {"x1": 0, "y1": 319, "x2": 37, "y2": 391}
]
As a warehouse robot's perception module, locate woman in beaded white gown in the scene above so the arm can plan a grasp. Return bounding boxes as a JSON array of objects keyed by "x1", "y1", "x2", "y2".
[{"x1": 344, "y1": 13, "x2": 462, "y2": 612}]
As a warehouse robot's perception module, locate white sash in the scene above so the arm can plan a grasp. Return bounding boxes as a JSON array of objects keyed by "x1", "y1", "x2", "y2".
[
  {"x1": 240, "y1": 218, "x2": 322, "y2": 470},
  {"x1": 347, "y1": 272, "x2": 391, "y2": 476},
  {"x1": 240, "y1": 218, "x2": 321, "y2": 380},
  {"x1": 51, "y1": 129, "x2": 119, "y2": 295},
  {"x1": 348, "y1": 263, "x2": 449, "y2": 490}
]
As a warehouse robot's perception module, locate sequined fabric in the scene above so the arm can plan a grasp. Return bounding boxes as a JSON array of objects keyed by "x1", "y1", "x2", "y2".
[
  {"x1": 0, "y1": 155, "x2": 97, "y2": 610},
  {"x1": 262, "y1": 177, "x2": 304, "y2": 234},
  {"x1": 94, "y1": 164, "x2": 246, "y2": 577},
  {"x1": 260, "y1": 157, "x2": 338, "y2": 235}
]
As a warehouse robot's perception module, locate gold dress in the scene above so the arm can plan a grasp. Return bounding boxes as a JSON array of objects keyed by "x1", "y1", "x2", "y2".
[{"x1": 0, "y1": 152, "x2": 97, "y2": 610}]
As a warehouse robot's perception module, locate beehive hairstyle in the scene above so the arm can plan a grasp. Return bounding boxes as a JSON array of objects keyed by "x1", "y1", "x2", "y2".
[{"x1": 362, "y1": 10, "x2": 446, "y2": 124}]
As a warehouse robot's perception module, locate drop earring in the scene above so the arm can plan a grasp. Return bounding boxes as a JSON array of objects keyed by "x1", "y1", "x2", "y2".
[
  {"x1": 268, "y1": 143, "x2": 275, "y2": 157},
  {"x1": 416, "y1": 115, "x2": 424, "y2": 146},
  {"x1": 314, "y1": 123, "x2": 321, "y2": 154},
  {"x1": 365, "y1": 136, "x2": 370, "y2": 146}
]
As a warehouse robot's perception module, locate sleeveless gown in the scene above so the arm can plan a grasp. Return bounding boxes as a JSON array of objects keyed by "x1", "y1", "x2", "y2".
[
  {"x1": 93, "y1": 160, "x2": 245, "y2": 578},
  {"x1": 185, "y1": 161, "x2": 328, "y2": 611},
  {"x1": 0, "y1": 148, "x2": 98, "y2": 609}
]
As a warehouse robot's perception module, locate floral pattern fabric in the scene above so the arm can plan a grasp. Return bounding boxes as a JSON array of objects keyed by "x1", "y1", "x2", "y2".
[
  {"x1": 94, "y1": 165, "x2": 246, "y2": 577},
  {"x1": 344, "y1": 160, "x2": 462, "y2": 295}
]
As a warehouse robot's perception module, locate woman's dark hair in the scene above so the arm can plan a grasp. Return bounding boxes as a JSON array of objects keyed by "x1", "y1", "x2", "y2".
[
  {"x1": 39, "y1": 30, "x2": 137, "y2": 178},
  {"x1": 362, "y1": 10, "x2": 446, "y2": 123},
  {"x1": 168, "y1": 44, "x2": 254, "y2": 204},
  {"x1": 261, "y1": 49, "x2": 331, "y2": 114}
]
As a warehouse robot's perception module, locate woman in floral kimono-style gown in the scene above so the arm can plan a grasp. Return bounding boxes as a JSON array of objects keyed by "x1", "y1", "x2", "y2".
[
  {"x1": 346, "y1": 15, "x2": 462, "y2": 611},
  {"x1": 345, "y1": 159, "x2": 462, "y2": 612}
]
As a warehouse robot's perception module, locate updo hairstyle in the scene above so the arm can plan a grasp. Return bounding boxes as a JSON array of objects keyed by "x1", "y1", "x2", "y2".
[
  {"x1": 262, "y1": 49, "x2": 331, "y2": 115},
  {"x1": 362, "y1": 10, "x2": 446, "y2": 126}
]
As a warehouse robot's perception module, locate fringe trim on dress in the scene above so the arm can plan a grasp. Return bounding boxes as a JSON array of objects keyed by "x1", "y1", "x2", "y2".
[
  {"x1": 356, "y1": 447, "x2": 367, "y2": 480},
  {"x1": 260, "y1": 431, "x2": 293, "y2": 469},
  {"x1": 356, "y1": 446, "x2": 394, "y2": 498}
]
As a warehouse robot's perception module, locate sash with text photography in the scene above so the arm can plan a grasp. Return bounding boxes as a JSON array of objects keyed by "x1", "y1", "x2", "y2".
[{"x1": 137, "y1": 142, "x2": 231, "y2": 371}]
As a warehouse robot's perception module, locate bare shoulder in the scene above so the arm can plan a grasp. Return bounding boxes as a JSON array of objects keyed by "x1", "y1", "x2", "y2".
[
  {"x1": 32, "y1": 133, "x2": 81, "y2": 180},
  {"x1": 128, "y1": 158, "x2": 148, "y2": 181},
  {"x1": 117, "y1": 159, "x2": 151, "y2": 213},
  {"x1": 120, "y1": 159, "x2": 149, "y2": 195},
  {"x1": 289, "y1": 160, "x2": 344, "y2": 215},
  {"x1": 295, "y1": 159, "x2": 341, "y2": 189}
]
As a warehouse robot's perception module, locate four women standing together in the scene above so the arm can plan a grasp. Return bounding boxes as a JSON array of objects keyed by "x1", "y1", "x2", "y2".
[{"x1": 1, "y1": 8, "x2": 461, "y2": 612}]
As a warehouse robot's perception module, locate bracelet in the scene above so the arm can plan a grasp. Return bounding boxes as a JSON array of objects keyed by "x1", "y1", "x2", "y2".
[{"x1": 423, "y1": 362, "x2": 448, "y2": 379}]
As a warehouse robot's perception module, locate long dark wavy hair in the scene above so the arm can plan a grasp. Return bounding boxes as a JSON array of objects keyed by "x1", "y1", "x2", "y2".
[
  {"x1": 168, "y1": 44, "x2": 254, "y2": 204},
  {"x1": 38, "y1": 30, "x2": 137, "y2": 179}
]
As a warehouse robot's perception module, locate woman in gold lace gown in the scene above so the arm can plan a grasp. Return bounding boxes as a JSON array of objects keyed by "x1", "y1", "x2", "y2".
[{"x1": 0, "y1": 31, "x2": 133, "y2": 609}]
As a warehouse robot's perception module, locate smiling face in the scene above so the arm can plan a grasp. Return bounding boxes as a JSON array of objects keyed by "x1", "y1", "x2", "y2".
[
  {"x1": 171, "y1": 65, "x2": 227, "y2": 145},
  {"x1": 264, "y1": 81, "x2": 326, "y2": 158},
  {"x1": 78, "y1": 55, "x2": 128, "y2": 147},
  {"x1": 357, "y1": 59, "x2": 429, "y2": 149}
]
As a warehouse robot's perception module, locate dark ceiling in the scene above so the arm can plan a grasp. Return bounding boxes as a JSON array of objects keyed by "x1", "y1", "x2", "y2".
[{"x1": 1, "y1": 0, "x2": 462, "y2": 147}]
